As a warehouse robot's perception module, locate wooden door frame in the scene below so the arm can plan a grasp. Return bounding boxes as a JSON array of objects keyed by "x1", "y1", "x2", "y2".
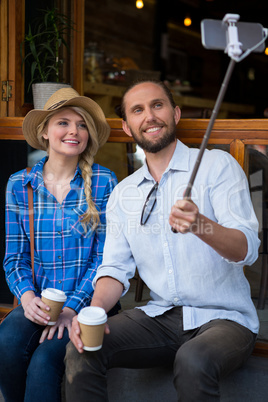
[
  {"x1": 8, "y1": 0, "x2": 30, "y2": 116},
  {"x1": 0, "y1": 0, "x2": 8, "y2": 116},
  {"x1": 71, "y1": 0, "x2": 85, "y2": 94}
]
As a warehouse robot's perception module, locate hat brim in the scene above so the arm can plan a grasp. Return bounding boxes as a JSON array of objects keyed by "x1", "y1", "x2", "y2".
[{"x1": 22, "y1": 96, "x2": 110, "y2": 150}]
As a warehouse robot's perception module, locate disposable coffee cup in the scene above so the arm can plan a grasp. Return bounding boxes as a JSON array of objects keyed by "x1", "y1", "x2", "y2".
[
  {"x1": 77, "y1": 306, "x2": 107, "y2": 351},
  {"x1": 41, "y1": 288, "x2": 67, "y2": 325}
]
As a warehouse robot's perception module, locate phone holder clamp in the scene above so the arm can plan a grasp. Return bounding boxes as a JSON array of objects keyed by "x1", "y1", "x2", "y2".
[{"x1": 222, "y1": 14, "x2": 243, "y2": 60}]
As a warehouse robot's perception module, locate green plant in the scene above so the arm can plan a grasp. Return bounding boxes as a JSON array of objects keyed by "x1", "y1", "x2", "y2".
[{"x1": 21, "y1": 7, "x2": 74, "y2": 91}]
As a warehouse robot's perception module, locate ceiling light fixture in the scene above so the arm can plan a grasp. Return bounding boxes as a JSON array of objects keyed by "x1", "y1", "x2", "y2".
[
  {"x1": 265, "y1": 47, "x2": 268, "y2": 56},
  {"x1": 136, "y1": 0, "x2": 144, "y2": 9},
  {"x1": 184, "y1": 17, "x2": 192, "y2": 27}
]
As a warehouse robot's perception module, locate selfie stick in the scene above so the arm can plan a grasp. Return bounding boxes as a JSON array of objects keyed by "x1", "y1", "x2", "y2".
[
  {"x1": 172, "y1": 14, "x2": 244, "y2": 232},
  {"x1": 184, "y1": 14, "x2": 242, "y2": 200}
]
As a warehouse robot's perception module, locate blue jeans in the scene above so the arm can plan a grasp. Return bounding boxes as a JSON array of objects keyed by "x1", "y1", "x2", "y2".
[
  {"x1": 0, "y1": 305, "x2": 69, "y2": 402},
  {"x1": 65, "y1": 307, "x2": 256, "y2": 402}
]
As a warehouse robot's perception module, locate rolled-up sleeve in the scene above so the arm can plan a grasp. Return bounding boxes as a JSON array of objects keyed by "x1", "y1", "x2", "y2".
[{"x1": 209, "y1": 151, "x2": 260, "y2": 266}]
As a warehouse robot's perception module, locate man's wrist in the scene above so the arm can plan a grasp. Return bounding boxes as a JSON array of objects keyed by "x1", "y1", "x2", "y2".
[{"x1": 191, "y1": 214, "x2": 214, "y2": 237}]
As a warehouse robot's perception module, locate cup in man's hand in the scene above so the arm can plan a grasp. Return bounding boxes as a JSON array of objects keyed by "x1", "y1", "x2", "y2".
[
  {"x1": 77, "y1": 306, "x2": 107, "y2": 351},
  {"x1": 41, "y1": 288, "x2": 67, "y2": 325}
]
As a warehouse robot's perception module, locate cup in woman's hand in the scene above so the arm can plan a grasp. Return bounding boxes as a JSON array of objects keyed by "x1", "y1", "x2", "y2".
[
  {"x1": 77, "y1": 306, "x2": 107, "y2": 351},
  {"x1": 41, "y1": 288, "x2": 67, "y2": 325}
]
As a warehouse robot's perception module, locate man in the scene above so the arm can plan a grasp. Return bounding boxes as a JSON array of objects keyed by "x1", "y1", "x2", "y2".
[{"x1": 65, "y1": 80, "x2": 260, "y2": 401}]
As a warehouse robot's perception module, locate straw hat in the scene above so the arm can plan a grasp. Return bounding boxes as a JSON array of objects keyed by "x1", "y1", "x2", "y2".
[{"x1": 22, "y1": 87, "x2": 110, "y2": 150}]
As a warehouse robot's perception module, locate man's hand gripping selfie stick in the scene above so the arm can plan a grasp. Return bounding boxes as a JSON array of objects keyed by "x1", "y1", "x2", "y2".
[{"x1": 172, "y1": 14, "x2": 251, "y2": 233}]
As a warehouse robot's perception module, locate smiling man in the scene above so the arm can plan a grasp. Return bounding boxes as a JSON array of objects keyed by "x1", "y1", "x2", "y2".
[
  {"x1": 121, "y1": 82, "x2": 180, "y2": 154},
  {"x1": 65, "y1": 80, "x2": 260, "y2": 401}
]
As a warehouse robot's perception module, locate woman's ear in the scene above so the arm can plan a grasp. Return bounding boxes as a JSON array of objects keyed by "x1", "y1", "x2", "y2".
[
  {"x1": 42, "y1": 131, "x2": 48, "y2": 140},
  {"x1": 122, "y1": 120, "x2": 133, "y2": 138}
]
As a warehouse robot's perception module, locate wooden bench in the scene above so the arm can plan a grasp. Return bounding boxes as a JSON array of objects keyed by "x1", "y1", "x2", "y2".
[{"x1": 0, "y1": 117, "x2": 268, "y2": 362}]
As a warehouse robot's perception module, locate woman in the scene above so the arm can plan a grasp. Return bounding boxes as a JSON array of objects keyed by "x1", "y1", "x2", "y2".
[{"x1": 0, "y1": 88, "x2": 119, "y2": 402}]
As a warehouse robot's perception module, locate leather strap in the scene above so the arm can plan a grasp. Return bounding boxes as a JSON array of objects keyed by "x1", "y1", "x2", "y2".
[
  {"x1": 12, "y1": 168, "x2": 35, "y2": 309},
  {"x1": 26, "y1": 167, "x2": 35, "y2": 283}
]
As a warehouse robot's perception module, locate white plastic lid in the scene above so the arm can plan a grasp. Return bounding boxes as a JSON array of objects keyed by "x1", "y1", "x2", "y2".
[
  {"x1": 41, "y1": 288, "x2": 67, "y2": 302},
  {"x1": 78, "y1": 306, "x2": 107, "y2": 325}
]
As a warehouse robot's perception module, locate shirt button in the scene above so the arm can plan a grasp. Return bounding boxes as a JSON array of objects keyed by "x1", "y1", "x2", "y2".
[
  {"x1": 58, "y1": 280, "x2": 62, "y2": 284},
  {"x1": 58, "y1": 231, "x2": 61, "y2": 235},
  {"x1": 174, "y1": 297, "x2": 178, "y2": 302},
  {"x1": 169, "y1": 269, "x2": 173, "y2": 274},
  {"x1": 58, "y1": 256, "x2": 62, "y2": 259}
]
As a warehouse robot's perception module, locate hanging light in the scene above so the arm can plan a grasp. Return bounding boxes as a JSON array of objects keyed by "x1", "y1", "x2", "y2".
[
  {"x1": 136, "y1": 0, "x2": 144, "y2": 9},
  {"x1": 265, "y1": 47, "x2": 268, "y2": 56},
  {"x1": 184, "y1": 16, "x2": 192, "y2": 27}
]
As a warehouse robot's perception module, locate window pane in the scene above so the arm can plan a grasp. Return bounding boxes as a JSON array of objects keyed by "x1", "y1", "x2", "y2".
[{"x1": 245, "y1": 145, "x2": 268, "y2": 341}]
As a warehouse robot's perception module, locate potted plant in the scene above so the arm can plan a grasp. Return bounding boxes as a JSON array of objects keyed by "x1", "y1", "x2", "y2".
[{"x1": 21, "y1": 7, "x2": 75, "y2": 109}]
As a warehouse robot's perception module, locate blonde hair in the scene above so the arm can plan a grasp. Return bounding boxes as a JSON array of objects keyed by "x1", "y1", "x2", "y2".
[{"x1": 36, "y1": 106, "x2": 100, "y2": 231}]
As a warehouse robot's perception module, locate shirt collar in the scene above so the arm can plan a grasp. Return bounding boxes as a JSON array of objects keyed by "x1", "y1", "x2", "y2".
[
  {"x1": 137, "y1": 140, "x2": 190, "y2": 186},
  {"x1": 23, "y1": 156, "x2": 82, "y2": 190}
]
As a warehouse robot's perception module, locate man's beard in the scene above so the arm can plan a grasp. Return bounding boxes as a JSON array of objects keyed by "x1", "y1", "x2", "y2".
[{"x1": 129, "y1": 121, "x2": 177, "y2": 153}]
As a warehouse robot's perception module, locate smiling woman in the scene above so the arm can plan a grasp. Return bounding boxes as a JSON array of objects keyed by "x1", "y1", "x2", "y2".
[
  {"x1": 0, "y1": 87, "x2": 121, "y2": 402},
  {"x1": 41, "y1": 108, "x2": 91, "y2": 203}
]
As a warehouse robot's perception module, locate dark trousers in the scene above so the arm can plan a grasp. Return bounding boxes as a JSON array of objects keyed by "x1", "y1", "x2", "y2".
[
  {"x1": 65, "y1": 307, "x2": 256, "y2": 401},
  {"x1": 0, "y1": 305, "x2": 69, "y2": 402},
  {"x1": 0, "y1": 302, "x2": 120, "y2": 402}
]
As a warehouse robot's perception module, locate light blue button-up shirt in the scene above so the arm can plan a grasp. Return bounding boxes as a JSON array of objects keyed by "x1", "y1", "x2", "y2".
[{"x1": 94, "y1": 140, "x2": 260, "y2": 333}]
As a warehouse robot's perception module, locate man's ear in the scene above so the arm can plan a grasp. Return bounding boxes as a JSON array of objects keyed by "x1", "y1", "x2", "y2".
[
  {"x1": 174, "y1": 106, "x2": 181, "y2": 125},
  {"x1": 122, "y1": 120, "x2": 132, "y2": 138}
]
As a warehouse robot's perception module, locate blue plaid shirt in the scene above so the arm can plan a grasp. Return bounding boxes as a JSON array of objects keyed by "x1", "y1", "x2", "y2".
[{"x1": 3, "y1": 157, "x2": 117, "y2": 313}]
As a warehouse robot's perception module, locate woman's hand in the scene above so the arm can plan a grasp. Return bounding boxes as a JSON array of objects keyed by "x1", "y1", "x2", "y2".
[
  {"x1": 39, "y1": 307, "x2": 77, "y2": 343},
  {"x1": 21, "y1": 290, "x2": 51, "y2": 325}
]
